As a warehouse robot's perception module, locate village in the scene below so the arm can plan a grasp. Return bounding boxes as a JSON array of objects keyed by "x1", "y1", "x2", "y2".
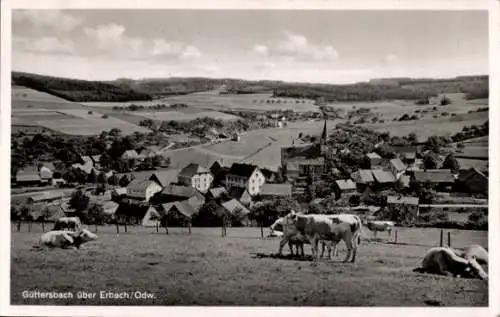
[{"x1": 10, "y1": 119, "x2": 488, "y2": 233}]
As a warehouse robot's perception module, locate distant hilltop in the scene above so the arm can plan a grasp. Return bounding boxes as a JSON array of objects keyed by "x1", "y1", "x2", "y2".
[{"x1": 12, "y1": 71, "x2": 488, "y2": 103}]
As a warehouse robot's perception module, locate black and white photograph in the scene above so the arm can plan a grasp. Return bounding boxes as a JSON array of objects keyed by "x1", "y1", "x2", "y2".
[{"x1": 0, "y1": 0, "x2": 498, "y2": 314}]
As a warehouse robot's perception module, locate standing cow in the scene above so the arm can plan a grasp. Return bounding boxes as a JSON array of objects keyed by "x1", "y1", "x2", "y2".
[
  {"x1": 53, "y1": 217, "x2": 82, "y2": 231},
  {"x1": 37, "y1": 229, "x2": 98, "y2": 249},
  {"x1": 284, "y1": 212, "x2": 360, "y2": 263},
  {"x1": 320, "y1": 214, "x2": 363, "y2": 260},
  {"x1": 413, "y1": 247, "x2": 488, "y2": 280},
  {"x1": 270, "y1": 215, "x2": 309, "y2": 257},
  {"x1": 365, "y1": 220, "x2": 394, "y2": 239}
]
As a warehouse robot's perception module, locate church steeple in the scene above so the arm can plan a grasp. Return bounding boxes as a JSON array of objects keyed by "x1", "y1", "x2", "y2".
[{"x1": 320, "y1": 119, "x2": 327, "y2": 144}]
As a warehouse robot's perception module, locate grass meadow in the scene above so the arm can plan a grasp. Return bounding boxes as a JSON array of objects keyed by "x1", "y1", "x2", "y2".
[{"x1": 11, "y1": 225, "x2": 488, "y2": 306}]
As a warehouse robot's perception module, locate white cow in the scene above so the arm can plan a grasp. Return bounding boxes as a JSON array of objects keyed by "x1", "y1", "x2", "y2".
[
  {"x1": 452, "y1": 244, "x2": 488, "y2": 265},
  {"x1": 38, "y1": 229, "x2": 98, "y2": 249},
  {"x1": 413, "y1": 247, "x2": 488, "y2": 280},
  {"x1": 53, "y1": 217, "x2": 82, "y2": 231},
  {"x1": 283, "y1": 212, "x2": 360, "y2": 262},
  {"x1": 365, "y1": 220, "x2": 394, "y2": 239}
]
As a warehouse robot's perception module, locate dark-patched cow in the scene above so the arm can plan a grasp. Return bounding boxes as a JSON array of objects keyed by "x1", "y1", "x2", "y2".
[
  {"x1": 38, "y1": 229, "x2": 98, "y2": 249},
  {"x1": 320, "y1": 214, "x2": 363, "y2": 260},
  {"x1": 413, "y1": 247, "x2": 488, "y2": 280},
  {"x1": 284, "y1": 212, "x2": 360, "y2": 262},
  {"x1": 53, "y1": 217, "x2": 82, "y2": 231},
  {"x1": 452, "y1": 244, "x2": 488, "y2": 265}
]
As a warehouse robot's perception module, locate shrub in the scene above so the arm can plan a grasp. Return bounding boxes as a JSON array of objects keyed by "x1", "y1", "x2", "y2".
[
  {"x1": 88, "y1": 111, "x2": 93, "y2": 115},
  {"x1": 102, "y1": 114, "x2": 109, "y2": 119}
]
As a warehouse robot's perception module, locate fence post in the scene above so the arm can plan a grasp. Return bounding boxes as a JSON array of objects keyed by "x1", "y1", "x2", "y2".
[
  {"x1": 165, "y1": 224, "x2": 169, "y2": 235},
  {"x1": 115, "y1": 222, "x2": 120, "y2": 234},
  {"x1": 447, "y1": 232, "x2": 451, "y2": 247},
  {"x1": 395, "y1": 229, "x2": 398, "y2": 244},
  {"x1": 124, "y1": 222, "x2": 128, "y2": 233},
  {"x1": 17, "y1": 221, "x2": 21, "y2": 232},
  {"x1": 156, "y1": 223, "x2": 159, "y2": 233},
  {"x1": 188, "y1": 221, "x2": 191, "y2": 235},
  {"x1": 41, "y1": 221, "x2": 45, "y2": 233},
  {"x1": 439, "y1": 229, "x2": 444, "y2": 247}
]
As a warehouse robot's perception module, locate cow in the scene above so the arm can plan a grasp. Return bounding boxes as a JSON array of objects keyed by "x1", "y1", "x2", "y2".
[
  {"x1": 53, "y1": 217, "x2": 82, "y2": 232},
  {"x1": 37, "y1": 229, "x2": 98, "y2": 250},
  {"x1": 413, "y1": 247, "x2": 488, "y2": 280},
  {"x1": 270, "y1": 215, "x2": 309, "y2": 257},
  {"x1": 452, "y1": 244, "x2": 488, "y2": 265},
  {"x1": 365, "y1": 220, "x2": 394, "y2": 239},
  {"x1": 320, "y1": 214, "x2": 363, "y2": 260},
  {"x1": 283, "y1": 212, "x2": 360, "y2": 263}
]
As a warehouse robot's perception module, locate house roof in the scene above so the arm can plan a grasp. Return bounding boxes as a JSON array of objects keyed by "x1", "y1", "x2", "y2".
[
  {"x1": 162, "y1": 200, "x2": 199, "y2": 219},
  {"x1": 335, "y1": 179, "x2": 357, "y2": 191},
  {"x1": 150, "y1": 170, "x2": 177, "y2": 187},
  {"x1": 162, "y1": 184, "x2": 200, "y2": 198},
  {"x1": 351, "y1": 169, "x2": 374, "y2": 184},
  {"x1": 281, "y1": 144, "x2": 321, "y2": 160},
  {"x1": 402, "y1": 152, "x2": 417, "y2": 160},
  {"x1": 372, "y1": 169, "x2": 396, "y2": 183},
  {"x1": 413, "y1": 170, "x2": 455, "y2": 183},
  {"x1": 112, "y1": 187, "x2": 128, "y2": 196},
  {"x1": 178, "y1": 163, "x2": 210, "y2": 178},
  {"x1": 29, "y1": 191, "x2": 67, "y2": 202},
  {"x1": 127, "y1": 179, "x2": 155, "y2": 192},
  {"x1": 260, "y1": 183, "x2": 292, "y2": 196},
  {"x1": 16, "y1": 168, "x2": 41, "y2": 182},
  {"x1": 366, "y1": 152, "x2": 382, "y2": 160},
  {"x1": 387, "y1": 195, "x2": 419, "y2": 205},
  {"x1": 102, "y1": 201, "x2": 119, "y2": 214},
  {"x1": 227, "y1": 163, "x2": 259, "y2": 178},
  {"x1": 390, "y1": 158, "x2": 407, "y2": 172},
  {"x1": 209, "y1": 187, "x2": 228, "y2": 199},
  {"x1": 228, "y1": 187, "x2": 252, "y2": 202},
  {"x1": 458, "y1": 168, "x2": 488, "y2": 183},
  {"x1": 39, "y1": 162, "x2": 56, "y2": 171},
  {"x1": 399, "y1": 175, "x2": 411, "y2": 188},
  {"x1": 220, "y1": 199, "x2": 250, "y2": 216}
]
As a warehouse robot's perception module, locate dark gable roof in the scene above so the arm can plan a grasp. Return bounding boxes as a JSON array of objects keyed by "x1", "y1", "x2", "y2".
[
  {"x1": 459, "y1": 168, "x2": 487, "y2": 183},
  {"x1": 413, "y1": 170, "x2": 455, "y2": 183},
  {"x1": 150, "y1": 170, "x2": 176, "y2": 187},
  {"x1": 178, "y1": 163, "x2": 210, "y2": 178},
  {"x1": 227, "y1": 163, "x2": 258, "y2": 178},
  {"x1": 127, "y1": 179, "x2": 155, "y2": 192}
]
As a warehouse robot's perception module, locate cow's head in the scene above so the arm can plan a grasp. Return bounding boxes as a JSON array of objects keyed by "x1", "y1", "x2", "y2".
[
  {"x1": 462, "y1": 257, "x2": 488, "y2": 280},
  {"x1": 78, "y1": 229, "x2": 98, "y2": 243}
]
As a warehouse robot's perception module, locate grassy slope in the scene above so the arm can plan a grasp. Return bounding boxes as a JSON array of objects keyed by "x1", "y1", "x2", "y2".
[{"x1": 11, "y1": 226, "x2": 487, "y2": 306}]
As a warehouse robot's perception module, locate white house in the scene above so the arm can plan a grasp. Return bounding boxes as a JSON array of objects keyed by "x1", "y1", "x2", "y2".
[
  {"x1": 225, "y1": 163, "x2": 265, "y2": 196},
  {"x1": 126, "y1": 179, "x2": 163, "y2": 201},
  {"x1": 177, "y1": 163, "x2": 214, "y2": 193}
]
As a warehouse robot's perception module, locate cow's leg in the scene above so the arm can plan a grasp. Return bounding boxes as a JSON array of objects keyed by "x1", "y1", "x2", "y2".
[
  {"x1": 342, "y1": 237, "x2": 354, "y2": 263},
  {"x1": 300, "y1": 243, "x2": 305, "y2": 257},
  {"x1": 320, "y1": 241, "x2": 325, "y2": 258},
  {"x1": 388, "y1": 229, "x2": 392, "y2": 240},
  {"x1": 278, "y1": 238, "x2": 288, "y2": 256},
  {"x1": 311, "y1": 237, "x2": 319, "y2": 260},
  {"x1": 288, "y1": 241, "x2": 294, "y2": 255}
]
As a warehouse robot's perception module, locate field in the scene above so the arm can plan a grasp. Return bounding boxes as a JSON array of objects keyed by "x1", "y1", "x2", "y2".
[
  {"x1": 11, "y1": 225, "x2": 488, "y2": 306},
  {"x1": 11, "y1": 86, "x2": 151, "y2": 135},
  {"x1": 137, "y1": 110, "x2": 240, "y2": 122}
]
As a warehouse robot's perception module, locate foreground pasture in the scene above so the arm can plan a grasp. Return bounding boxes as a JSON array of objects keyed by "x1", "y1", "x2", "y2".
[{"x1": 11, "y1": 226, "x2": 487, "y2": 306}]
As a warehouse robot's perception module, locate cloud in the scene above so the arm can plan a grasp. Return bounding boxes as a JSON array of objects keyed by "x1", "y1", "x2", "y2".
[
  {"x1": 13, "y1": 36, "x2": 75, "y2": 54},
  {"x1": 13, "y1": 10, "x2": 82, "y2": 32},
  {"x1": 273, "y1": 32, "x2": 339, "y2": 62},
  {"x1": 83, "y1": 24, "x2": 202, "y2": 61},
  {"x1": 252, "y1": 44, "x2": 269, "y2": 56}
]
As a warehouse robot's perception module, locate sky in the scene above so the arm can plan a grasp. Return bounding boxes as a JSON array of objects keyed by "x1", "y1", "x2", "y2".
[{"x1": 11, "y1": 10, "x2": 489, "y2": 84}]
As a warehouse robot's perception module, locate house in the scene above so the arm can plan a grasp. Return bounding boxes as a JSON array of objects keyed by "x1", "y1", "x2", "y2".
[
  {"x1": 458, "y1": 168, "x2": 488, "y2": 195},
  {"x1": 215, "y1": 199, "x2": 251, "y2": 226},
  {"x1": 147, "y1": 198, "x2": 201, "y2": 227},
  {"x1": 177, "y1": 163, "x2": 214, "y2": 193},
  {"x1": 351, "y1": 169, "x2": 375, "y2": 184},
  {"x1": 102, "y1": 201, "x2": 120, "y2": 215},
  {"x1": 115, "y1": 203, "x2": 151, "y2": 225},
  {"x1": 141, "y1": 205, "x2": 163, "y2": 227},
  {"x1": 39, "y1": 162, "x2": 56, "y2": 171},
  {"x1": 372, "y1": 169, "x2": 397, "y2": 188},
  {"x1": 386, "y1": 195, "x2": 420, "y2": 223},
  {"x1": 225, "y1": 163, "x2": 265, "y2": 196},
  {"x1": 412, "y1": 170, "x2": 455, "y2": 190},
  {"x1": 228, "y1": 187, "x2": 253, "y2": 208},
  {"x1": 121, "y1": 150, "x2": 141, "y2": 160},
  {"x1": 152, "y1": 184, "x2": 205, "y2": 204},
  {"x1": 261, "y1": 168, "x2": 278, "y2": 183},
  {"x1": 398, "y1": 175, "x2": 411, "y2": 188},
  {"x1": 15, "y1": 166, "x2": 41, "y2": 186},
  {"x1": 150, "y1": 170, "x2": 176, "y2": 188},
  {"x1": 365, "y1": 152, "x2": 382, "y2": 167},
  {"x1": 207, "y1": 187, "x2": 229, "y2": 201},
  {"x1": 210, "y1": 160, "x2": 229, "y2": 187},
  {"x1": 334, "y1": 179, "x2": 357, "y2": 196},
  {"x1": 126, "y1": 179, "x2": 163, "y2": 201},
  {"x1": 389, "y1": 158, "x2": 407, "y2": 178},
  {"x1": 389, "y1": 145, "x2": 420, "y2": 164},
  {"x1": 281, "y1": 144, "x2": 325, "y2": 181},
  {"x1": 259, "y1": 183, "x2": 292, "y2": 199}
]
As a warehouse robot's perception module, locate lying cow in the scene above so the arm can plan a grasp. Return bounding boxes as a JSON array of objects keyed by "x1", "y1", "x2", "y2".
[
  {"x1": 413, "y1": 247, "x2": 488, "y2": 280},
  {"x1": 37, "y1": 229, "x2": 98, "y2": 250},
  {"x1": 283, "y1": 212, "x2": 360, "y2": 263},
  {"x1": 53, "y1": 217, "x2": 82, "y2": 232},
  {"x1": 365, "y1": 220, "x2": 394, "y2": 239},
  {"x1": 452, "y1": 244, "x2": 488, "y2": 265}
]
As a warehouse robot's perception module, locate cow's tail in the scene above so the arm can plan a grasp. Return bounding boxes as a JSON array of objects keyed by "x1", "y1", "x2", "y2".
[{"x1": 350, "y1": 218, "x2": 362, "y2": 246}]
